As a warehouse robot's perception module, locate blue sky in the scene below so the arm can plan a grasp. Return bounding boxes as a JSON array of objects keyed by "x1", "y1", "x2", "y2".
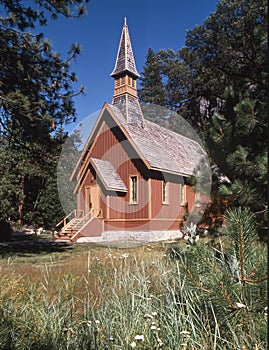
[{"x1": 42, "y1": 0, "x2": 219, "y2": 132}]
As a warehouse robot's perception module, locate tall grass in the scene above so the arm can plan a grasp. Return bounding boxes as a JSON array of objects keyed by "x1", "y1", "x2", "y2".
[{"x1": 0, "y1": 240, "x2": 267, "y2": 349}]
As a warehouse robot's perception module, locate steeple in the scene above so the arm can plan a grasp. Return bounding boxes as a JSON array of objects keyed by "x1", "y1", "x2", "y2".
[{"x1": 111, "y1": 18, "x2": 140, "y2": 101}]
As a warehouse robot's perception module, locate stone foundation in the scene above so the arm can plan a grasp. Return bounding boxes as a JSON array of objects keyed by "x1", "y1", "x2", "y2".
[{"x1": 76, "y1": 230, "x2": 183, "y2": 243}]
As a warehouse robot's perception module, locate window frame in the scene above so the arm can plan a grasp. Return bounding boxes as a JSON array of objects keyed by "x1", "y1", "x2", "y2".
[
  {"x1": 162, "y1": 180, "x2": 169, "y2": 205},
  {"x1": 129, "y1": 175, "x2": 138, "y2": 204},
  {"x1": 180, "y1": 184, "x2": 186, "y2": 205}
]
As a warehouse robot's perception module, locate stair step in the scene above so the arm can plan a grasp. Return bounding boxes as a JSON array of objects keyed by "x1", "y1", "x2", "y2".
[{"x1": 57, "y1": 211, "x2": 95, "y2": 241}]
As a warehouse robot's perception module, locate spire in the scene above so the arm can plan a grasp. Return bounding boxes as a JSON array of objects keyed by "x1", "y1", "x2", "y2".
[
  {"x1": 111, "y1": 18, "x2": 140, "y2": 79},
  {"x1": 111, "y1": 18, "x2": 144, "y2": 127}
]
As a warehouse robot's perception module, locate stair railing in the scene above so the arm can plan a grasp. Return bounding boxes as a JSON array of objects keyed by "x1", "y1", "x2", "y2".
[
  {"x1": 55, "y1": 209, "x2": 84, "y2": 231},
  {"x1": 70, "y1": 208, "x2": 103, "y2": 241}
]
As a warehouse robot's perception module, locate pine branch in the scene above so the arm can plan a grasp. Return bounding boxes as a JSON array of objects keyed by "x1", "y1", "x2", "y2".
[
  {"x1": 220, "y1": 281, "x2": 238, "y2": 310},
  {"x1": 245, "y1": 276, "x2": 268, "y2": 284},
  {"x1": 185, "y1": 268, "x2": 212, "y2": 293},
  {"x1": 238, "y1": 219, "x2": 245, "y2": 283}
]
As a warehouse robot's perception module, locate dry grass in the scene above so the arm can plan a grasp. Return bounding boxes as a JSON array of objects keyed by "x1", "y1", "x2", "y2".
[{"x1": 0, "y1": 236, "x2": 267, "y2": 349}]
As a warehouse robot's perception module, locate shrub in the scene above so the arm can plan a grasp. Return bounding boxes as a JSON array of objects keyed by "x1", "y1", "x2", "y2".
[{"x1": 0, "y1": 220, "x2": 11, "y2": 242}]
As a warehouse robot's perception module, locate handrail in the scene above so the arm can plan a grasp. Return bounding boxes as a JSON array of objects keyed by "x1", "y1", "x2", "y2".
[
  {"x1": 55, "y1": 209, "x2": 84, "y2": 229},
  {"x1": 56, "y1": 208, "x2": 103, "y2": 240},
  {"x1": 70, "y1": 208, "x2": 103, "y2": 241}
]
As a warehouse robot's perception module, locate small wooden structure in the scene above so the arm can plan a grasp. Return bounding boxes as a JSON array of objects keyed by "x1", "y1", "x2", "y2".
[{"x1": 57, "y1": 19, "x2": 206, "y2": 242}]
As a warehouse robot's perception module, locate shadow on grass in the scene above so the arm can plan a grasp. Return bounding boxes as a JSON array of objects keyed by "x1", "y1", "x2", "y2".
[{"x1": 0, "y1": 232, "x2": 73, "y2": 258}]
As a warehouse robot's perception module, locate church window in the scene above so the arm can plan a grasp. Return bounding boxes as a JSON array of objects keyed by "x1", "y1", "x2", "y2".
[{"x1": 130, "y1": 176, "x2": 138, "y2": 203}]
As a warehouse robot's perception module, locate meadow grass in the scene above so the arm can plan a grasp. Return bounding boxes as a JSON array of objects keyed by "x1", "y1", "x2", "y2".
[{"x1": 0, "y1": 237, "x2": 267, "y2": 349}]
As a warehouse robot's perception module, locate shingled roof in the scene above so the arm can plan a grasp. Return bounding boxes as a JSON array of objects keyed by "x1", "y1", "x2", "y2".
[
  {"x1": 110, "y1": 18, "x2": 140, "y2": 79},
  {"x1": 90, "y1": 157, "x2": 127, "y2": 191},
  {"x1": 72, "y1": 19, "x2": 207, "y2": 187},
  {"x1": 107, "y1": 103, "x2": 206, "y2": 176},
  {"x1": 109, "y1": 19, "x2": 205, "y2": 176}
]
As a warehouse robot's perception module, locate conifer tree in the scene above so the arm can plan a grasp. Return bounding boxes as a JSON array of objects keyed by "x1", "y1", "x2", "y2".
[
  {"x1": 0, "y1": 0, "x2": 89, "y2": 227},
  {"x1": 179, "y1": 0, "x2": 268, "y2": 234},
  {"x1": 138, "y1": 48, "x2": 166, "y2": 106},
  {"x1": 139, "y1": 0, "x2": 267, "y2": 233}
]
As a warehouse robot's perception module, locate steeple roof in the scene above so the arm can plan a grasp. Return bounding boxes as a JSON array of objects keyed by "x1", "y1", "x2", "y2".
[{"x1": 111, "y1": 18, "x2": 140, "y2": 79}]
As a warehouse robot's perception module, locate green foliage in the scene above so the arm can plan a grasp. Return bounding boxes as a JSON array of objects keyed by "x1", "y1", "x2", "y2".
[
  {"x1": 31, "y1": 178, "x2": 65, "y2": 229},
  {"x1": 224, "y1": 207, "x2": 259, "y2": 281},
  {"x1": 138, "y1": 48, "x2": 166, "y2": 106},
  {"x1": 0, "y1": 0, "x2": 88, "y2": 227},
  {"x1": 138, "y1": 0, "x2": 267, "y2": 233},
  {"x1": 0, "y1": 220, "x2": 11, "y2": 241},
  {"x1": 169, "y1": 245, "x2": 266, "y2": 346},
  {"x1": 181, "y1": 0, "x2": 268, "y2": 233}
]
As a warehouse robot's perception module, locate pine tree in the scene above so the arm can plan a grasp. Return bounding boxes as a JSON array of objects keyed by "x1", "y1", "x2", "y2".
[
  {"x1": 138, "y1": 0, "x2": 267, "y2": 233},
  {"x1": 183, "y1": 0, "x2": 267, "y2": 234},
  {"x1": 0, "y1": 0, "x2": 89, "y2": 226},
  {"x1": 138, "y1": 48, "x2": 166, "y2": 106}
]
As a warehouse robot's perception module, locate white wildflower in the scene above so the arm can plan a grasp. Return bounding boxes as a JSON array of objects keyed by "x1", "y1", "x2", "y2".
[
  {"x1": 151, "y1": 311, "x2": 158, "y2": 316},
  {"x1": 236, "y1": 302, "x2": 246, "y2": 309},
  {"x1": 157, "y1": 338, "x2": 164, "y2": 346},
  {"x1": 130, "y1": 341, "x2": 136, "y2": 348},
  {"x1": 134, "y1": 335, "x2": 144, "y2": 341},
  {"x1": 144, "y1": 313, "x2": 153, "y2": 319},
  {"x1": 180, "y1": 330, "x2": 190, "y2": 335}
]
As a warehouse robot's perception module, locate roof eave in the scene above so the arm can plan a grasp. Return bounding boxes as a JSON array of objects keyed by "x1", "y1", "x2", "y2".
[
  {"x1": 70, "y1": 103, "x2": 109, "y2": 182},
  {"x1": 149, "y1": 166, "x2": 193, "y2": 178}
]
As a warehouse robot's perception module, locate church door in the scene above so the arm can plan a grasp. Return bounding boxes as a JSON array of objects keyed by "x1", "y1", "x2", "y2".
[{"x1": 86, "y1": 185, "x2": 100, "y2": 215}]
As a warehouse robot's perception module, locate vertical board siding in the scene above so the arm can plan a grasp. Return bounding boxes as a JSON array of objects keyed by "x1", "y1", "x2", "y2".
[
  {"x1": 104, "y1": 219, "x2": 182, "y2": 231},
  {"x1": 151, "y1": 179, "x2": 182, "y2": 219},
  {"x1": 109, "y1": 177, "x2": 148, "y2": 219},
  {"x1": 77, "y1": 112, "x2": 198, "y2": 231},
  {"x1": 80, "y1": 119, "x2": 149, "y2": 220}
]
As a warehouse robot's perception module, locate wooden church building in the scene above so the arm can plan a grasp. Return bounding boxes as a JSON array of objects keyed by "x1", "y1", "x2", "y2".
[{"x1": 57, "y1": 19, "x2": 207, "y2": 242}]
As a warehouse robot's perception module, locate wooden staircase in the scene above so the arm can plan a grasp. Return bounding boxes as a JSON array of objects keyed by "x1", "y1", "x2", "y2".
[{"x1": 54, "y1": 209, "x2": 101, "y2": 241}]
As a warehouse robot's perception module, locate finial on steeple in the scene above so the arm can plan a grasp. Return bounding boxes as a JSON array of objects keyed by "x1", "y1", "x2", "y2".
[
  {"x1": 110, "y1": 18, "x2": 140, "y2": 79},
  {"x1": 111, "y1": 19, "x2": 144, "y2": 125}
]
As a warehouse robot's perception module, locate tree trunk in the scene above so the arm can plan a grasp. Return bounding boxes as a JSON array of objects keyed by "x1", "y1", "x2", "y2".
[
  {"x1": 18, "y1": 175, "x2": 25, "y2": 226},
  {"x1": 28, "y1": 186, "x2": 43, "y2": 224}
]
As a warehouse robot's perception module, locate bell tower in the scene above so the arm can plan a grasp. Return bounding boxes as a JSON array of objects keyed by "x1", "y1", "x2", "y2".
[{"x1": 111, "y1": 18, "x2": 140, "y2": 102}]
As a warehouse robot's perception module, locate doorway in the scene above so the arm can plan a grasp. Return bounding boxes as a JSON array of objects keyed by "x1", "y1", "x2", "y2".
[{"x1": 85, "y1": 185, "x2": 100, "y2": 215}]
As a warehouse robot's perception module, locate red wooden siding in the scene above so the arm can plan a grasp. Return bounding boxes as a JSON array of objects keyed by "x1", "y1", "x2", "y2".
[
  {"x1": 75, "y1": 111, "x2": 198, "y2": 235},
  {"x1": 108, "y1": 176, "x2": 148, "y2": 219},
  {"x1": 78, "y1": 116, "x2": 150, "y2": 220},
  {"x1": 74, "y1": 217, "x2": 104, "y2": 241},
  {"x1": 104, "y1": 219, "x2": 182, "y2": 231},
  {"x1": 150, "y1": 178, "x2": 195, "y2": 220}
]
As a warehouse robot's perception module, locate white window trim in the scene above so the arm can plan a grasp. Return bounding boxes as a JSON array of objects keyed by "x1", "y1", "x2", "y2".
[
  {"x1": 129, "y1": 175, "x2": 138, "y2": 204},
  {"x1": 180, "y1": 184, "x2": 186, "y2": 205},
  {"x1": 162, "y1": 180, "x2": 169, "y2": 205}
]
